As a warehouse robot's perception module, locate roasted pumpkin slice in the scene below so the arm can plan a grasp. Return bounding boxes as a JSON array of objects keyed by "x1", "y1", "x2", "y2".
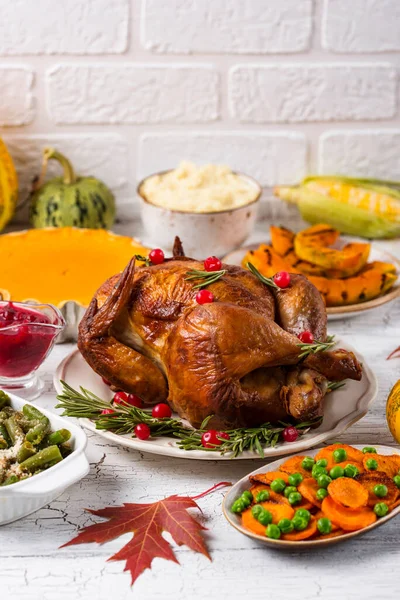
[
  {"x1": 270, "y1": 226, "x2": 328, "y2": 276},
  {"x1": 294, "y1": 224, "x2": 370, "y2": 272},
  {"x1": 309, "y1": 262, "x2": 397, "y2": 307},
  {"x1": 242, "y1": 244, "x2": 297, "y2": 278}
]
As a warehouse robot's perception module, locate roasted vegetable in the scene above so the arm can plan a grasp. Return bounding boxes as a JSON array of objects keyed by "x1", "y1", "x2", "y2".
[
  {"x1": 30, "y1": 147, "x2": 115, "y2": 229},
  {"x1": 387, "y1": 379, "x2": 400, "y2": 444},
  {"x1": 294, "y1": 224, "x2": 370, "y2": 274},
  {"x1": 275, "y1": 176, "x2": 400, "y2": 239},
  {"x1": 0, "y1": 138, "x2": 18, "y2": 232}
]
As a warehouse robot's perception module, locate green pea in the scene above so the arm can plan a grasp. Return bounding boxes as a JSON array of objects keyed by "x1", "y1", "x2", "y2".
[
  {"x1": 295, "y1": 509, "x2": 311, "y2": 523},
  {"x1": 266, "y1": 524, "x2": 281, "y2": 539},
  {"x1": 373, "y1": 484, "x2": 388, "y2": 498},
  {"x1": 256, "y1": 490, "x2": 270, "y2": 503},
  {"x1": 316, "y1": 488, "x2": 328, "y2": 501},
  {"x1": 288, "y1": 491, "x2": 302, "y2": 506},
  {"x1": 312, "y1": 465, "x2": 328, "y2": 480},
  {"x1": 258, "y1": 509, "x2": 273, "y2": 525},
  {"x1": 333, "y1": 448, "x2": 347, "y2": 463},
  {"x1": 292, "y1": 516, "x2": 308, "y2": 531},
  {"x1": 288, "y1": 473, "x2": 303, "y2": 487},
  {"x1": 242, "y1": 490, "x2": 253, "y2": 502},
  {"x1": 366, "y1": 458, "x2": 378, "y2": 471},
  {"x1": 231, "y1": 499, "x2": 246, "y2": 513},
  {"x1": 344, "y1": 464, "x2": 359, "y2": 478},
  {"x1": 317, "y1": 474, "x2": 332, "y2": 489},
  {"x1": 301, "y1": 457, "x2": 315, "y2": 471},
  {"x1": 316, "y1": 459, "x2": 328, "y2": 468},
  {"x1": 284, "y1": 486, "x2": 298, "y2": 499},
  {"x1": 270, "y1": 478, "x2": 286, "y2": 494},
  {"x1": 317, "y1": 517, "x2": 332, "y2": 535},
  {"x1": 393, "y1": 475, "x2": 400, "y2": 489},
  {"x1": 278, "y1": 518, "x2": 294, "y2": 534},
  {"x1": 240, "y1": 494, "x2": 252, "y2": 508},
  {"x1": 251, "y1": 504, "x2": 264, "y2": 519},
  {"x1": 362, "y1": 447, "x2": 377, "y2": 454},
  {"x1": 330, "y1": 466, "x2": 344, "y2": 479},
  {"x1": 374, "y1": 502, "x2": 389, "y2": 518}
]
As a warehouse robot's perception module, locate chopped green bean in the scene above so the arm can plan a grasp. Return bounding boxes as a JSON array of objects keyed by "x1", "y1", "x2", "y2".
[
  {"x1": 44, "y1": 429, "x2": 71, "y2": 447},
  {"x1": 20, "y1": 445, "x2": 63, "y2": 473},
  {"x1": 1, "y1": 474, "x2": 19, "y2": 486},
  {"x1": 0, "y1": 391, "x2": 10, "y2": 410},
  {"x1": 22, "y1": 404, "x2": 49, "y2": 427},
  {"x1": 0, "y1": 424, "x2": 10, "y2": 449},
  {"x1": 26, "y1": 422, "x2": 49, "y2": 445},
  {"x1": 5, "y1": 415, "x2": 25, "y2": 445},
  {"x1": 17, "y1": 441, "x2": 37, "y2": 463}
]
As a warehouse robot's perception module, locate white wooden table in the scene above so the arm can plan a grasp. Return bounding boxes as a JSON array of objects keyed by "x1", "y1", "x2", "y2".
[{"x1": 1, "y1": 230, "x2": 400, "y2": 600}]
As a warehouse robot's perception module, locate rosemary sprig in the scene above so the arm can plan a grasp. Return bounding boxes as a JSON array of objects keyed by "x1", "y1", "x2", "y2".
[
  {"x1": 185, "y1": 268, "x2": 227, "y2": 290},
  {"x1": 297, "y1": 335, "x2": 336, "y2": 359},
  {"x1": 133, "y1": 254, "x2": 151, "y2": 266},
  {"x1": 246, "y1": 262, "x2": 280, "y2": 290},
  {"x1": 327, "y1": 381, "x2": 346, "y2": 392},
  {"x1": 55, "y1": 382, "x2": 320, "y2": 458}
]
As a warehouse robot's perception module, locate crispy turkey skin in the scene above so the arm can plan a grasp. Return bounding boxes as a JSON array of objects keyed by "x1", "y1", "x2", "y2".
[{"x1": 78, "y1": 238, "x2": 362, "y2": 429}]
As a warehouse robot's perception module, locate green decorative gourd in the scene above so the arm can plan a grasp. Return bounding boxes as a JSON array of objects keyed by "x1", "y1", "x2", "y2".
[{"x1": 30, "y1": 147, "x2": 115, "y2": 229}]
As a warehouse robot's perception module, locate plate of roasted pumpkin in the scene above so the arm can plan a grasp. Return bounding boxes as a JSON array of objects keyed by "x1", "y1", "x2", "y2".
[
  {"x1": 223, "y1": 444, "x2": 400, "y2": 546},
  {"x1": 223, "y1": 224, "x2": 400, "y2": 318},
  {"x1": 54, "y1": 237, "x2": 376, "y2": 460}
]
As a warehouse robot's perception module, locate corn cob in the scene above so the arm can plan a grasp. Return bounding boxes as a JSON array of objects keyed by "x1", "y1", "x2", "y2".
[{"x1": 275, "y1": 176, "x2": 400, "y2": 239}]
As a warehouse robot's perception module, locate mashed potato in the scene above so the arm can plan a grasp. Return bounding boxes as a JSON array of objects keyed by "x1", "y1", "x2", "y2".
[{"x1": 140, "y1": 162, "x2": 259, "y2": 213}]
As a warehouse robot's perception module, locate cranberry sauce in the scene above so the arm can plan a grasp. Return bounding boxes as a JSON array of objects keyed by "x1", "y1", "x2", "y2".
[{"x1": 0, "y1": 302, "x2": 58, "y2": 378}]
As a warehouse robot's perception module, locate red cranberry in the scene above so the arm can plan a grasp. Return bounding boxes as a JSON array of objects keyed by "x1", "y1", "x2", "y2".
[
  {"x1": 113, "y1": 391, "x2": 143, "y2": 408},
  {"x1": 196, "y1": 290, "x2": 214, "y2": 304},
  {"x1": 149, "y1": 248, "x2": 165, "y2": 265},
  {"x1": 273, "y1": 271, "x2": 291, "y2": 289},
  {"x1": 283, "y1": 426, "x2": 299, "y2": 443},
  {"x1": 298, "y1": 331, "x2": 315, "y2": 344},
  {"x1": 201, "y1": 429, "x2": 224, "y2": 448},
  {"x1": 101, "y1": 408, "x2": 115, "y2": 415},
  {"x1": 204, "y1": 256, "x2": 222, "y2": 272},
  {"x1": 134, "y1": 423, "x2": 151, "y2": 440},
  {"x1": 152, "y1": 403, "x2": 172, "y2": 418},
  {"x1": 217, "y1": 431, "x2": 230, "y2": 441}
]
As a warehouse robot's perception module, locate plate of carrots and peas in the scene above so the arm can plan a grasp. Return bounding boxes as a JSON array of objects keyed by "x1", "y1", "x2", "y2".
[{"x1": 223, "y1": 443, "x2": 400, "y2": 547}]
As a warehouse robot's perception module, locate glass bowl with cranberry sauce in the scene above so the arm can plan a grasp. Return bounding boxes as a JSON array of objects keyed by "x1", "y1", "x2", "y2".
[{"x1": 0, "y1": 301, "x2": 66, "y2": 400}]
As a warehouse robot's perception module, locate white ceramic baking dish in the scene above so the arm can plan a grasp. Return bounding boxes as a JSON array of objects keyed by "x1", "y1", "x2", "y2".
[{"x1": 0, "y1": 392, "x2": 89, "y2": 525}]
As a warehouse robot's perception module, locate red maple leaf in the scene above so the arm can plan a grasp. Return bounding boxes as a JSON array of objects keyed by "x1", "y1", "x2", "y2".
[{"x1": 61, "y1": 482, "x2": 230, "y2": 586}]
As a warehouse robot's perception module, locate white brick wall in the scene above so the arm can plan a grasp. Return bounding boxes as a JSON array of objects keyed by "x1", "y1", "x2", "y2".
[
  {"x1": 142, "y1": 0, "x2": 313, "y2": 54},
  {"x1": 229, "y1": 63, "x2": 396, "y2": 123},
  {"x1": 46, "y1": 64, "x2": 219, "y2": 124},
  {"x1": 0, "y1": 0, "x2": 399, "y2": 222}
]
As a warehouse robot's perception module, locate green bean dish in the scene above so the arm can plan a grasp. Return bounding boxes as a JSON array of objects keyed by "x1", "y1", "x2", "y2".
[{"x1": 0, "y1": 391, "x2": 72, "y2": 486}]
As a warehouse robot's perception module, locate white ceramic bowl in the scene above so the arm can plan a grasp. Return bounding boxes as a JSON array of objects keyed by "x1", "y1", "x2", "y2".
[
  {"x1": 0, "y1": 393, "x2": 89, "y2": 525},
  {"x1": 138, "y1": 171, "x2": 262, "y2": 257}
]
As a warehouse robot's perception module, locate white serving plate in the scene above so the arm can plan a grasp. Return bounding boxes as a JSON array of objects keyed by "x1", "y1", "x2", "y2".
[
  {"x1": 0, "y1": 392, "x2": 89, "y2": 525},
  {"x1": 223, "y1": 444, "x2": 400, "y2": 548},
  {"x1": 54, "y1": 340, "x2": 377, "y2": 461},
  {"x1": 223, "y1": 244, "x2": 400, "y2": 320}
]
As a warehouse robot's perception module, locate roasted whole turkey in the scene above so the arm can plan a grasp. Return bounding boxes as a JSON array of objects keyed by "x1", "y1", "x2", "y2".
[{"x1": 78, "y1": 238, "x2": 362, "y2": 429}]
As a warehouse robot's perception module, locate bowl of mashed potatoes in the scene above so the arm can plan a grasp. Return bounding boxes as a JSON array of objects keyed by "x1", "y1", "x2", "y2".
[{"x1": 138, "y1": 162, "x2": 261, "y2": 256}]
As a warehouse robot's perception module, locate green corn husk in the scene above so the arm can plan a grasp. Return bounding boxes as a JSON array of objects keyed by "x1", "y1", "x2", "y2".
[{"x1": 275, "y1": 176, "x2": 400, "y2": 239}]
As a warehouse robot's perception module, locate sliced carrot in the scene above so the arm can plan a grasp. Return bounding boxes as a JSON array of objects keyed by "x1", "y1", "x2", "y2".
[
  {"x1": 390, "y1": 498, "x2": 400, "y2": 510},
  {"x1": 321, "y1": 496, "x2": 377, "y2": 531},
  {"x1": 242, "y1": 507, "x2": 269, "y2": 536},
  {"x1": 249, "y1": 484, "x2": 270, "y2": 498},
  {"x1": 279, "y1": 456, "x2": 311, "y2": 478},
  {"x1": 328, "y1": 478, "x2": 369, "y2": 509},
  {"x1": 314, "y1": 444, "x2": 364, "y2": 470},
  {"x1": 356, "y1": 472, "x2": 399, "y2": 508},
  {"x1": 295, "y1": 497, "x2": 314, "y2": 511},
  {"x1": 250, "y1": 471, "x2": 290, "y2": 486},
  {"x1": 314, "y1": 510, "x2": 340, "y2": 531},
  {"x1": 362, "y1": 454, "x2": 400, "y2": 478},
  {"x1": 258, "y1": 491, "x2": 295, "y2": 524},
  {"x1": 282, "y1": 517, "x2": 318, "y2": 541},
  {"x1": 298, "y1": 478, "x2": 322, "y2": 508}
]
